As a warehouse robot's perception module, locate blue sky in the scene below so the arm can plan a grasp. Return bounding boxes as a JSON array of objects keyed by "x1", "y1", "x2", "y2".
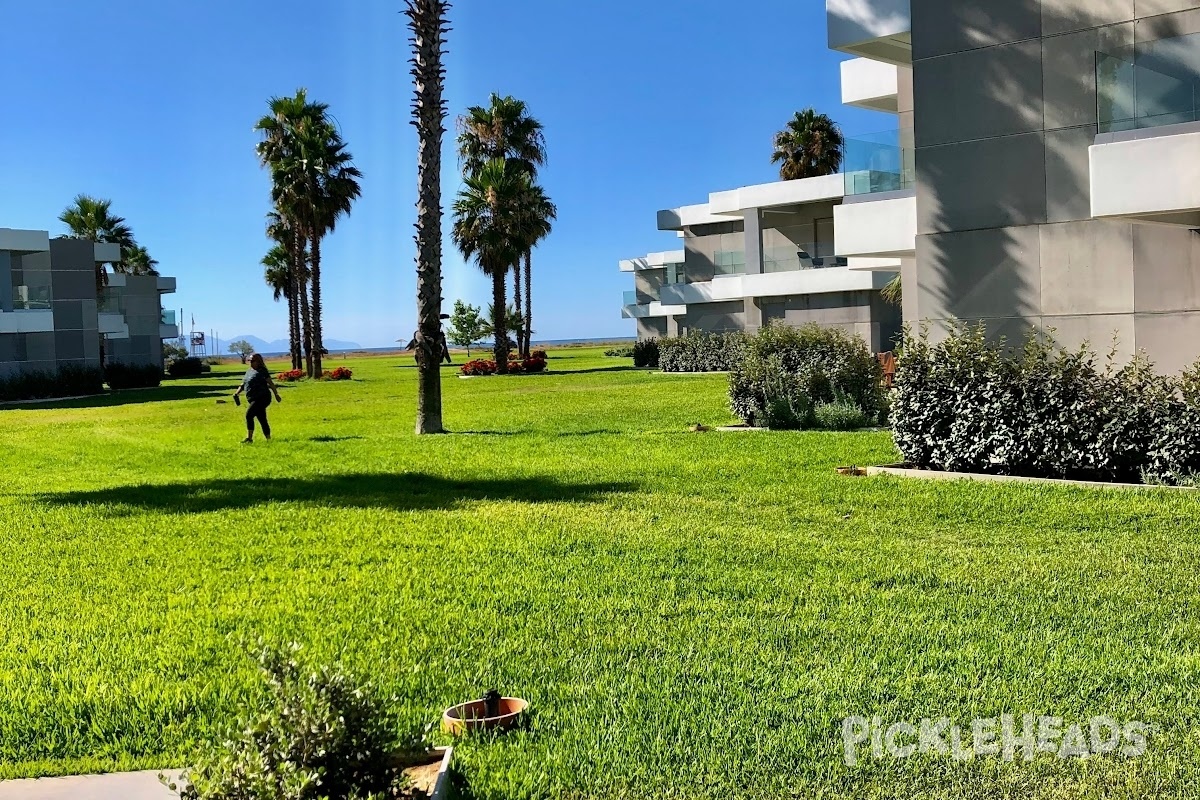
[{"x1": 0, "y1": 0, "x2": 895, "y2": 347}]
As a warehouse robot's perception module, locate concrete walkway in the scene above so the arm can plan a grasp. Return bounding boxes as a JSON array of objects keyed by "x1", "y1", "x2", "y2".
[{"x1": 0, "y1": 771, "x2": 181, "y2": 799}]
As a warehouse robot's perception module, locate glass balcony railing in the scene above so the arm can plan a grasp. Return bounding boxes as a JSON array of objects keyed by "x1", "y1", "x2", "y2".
[
  {"x1": 713, "y1": 250, "x2": 746, "y2": 276},
  {"x1": 161, "y1": 309, "x2": 177, "y2": 326},
  {"x1": 622, "y1": 290, "x2": 638, "y2": 306},
  {"x1": 763, "y1": 244, "x2": 849, "y2": 273},
  {"x1": 98, "y1": 292, "x2": 123, "y2": 315},
  {"x1": 10, "y1": 284, "x2": 51, "y2": 310},
  {"x1": 843, "y1": 128, "x2": 915, "y2": 196},
  {"x1": 1098, "y1": 37, "x2": 1200, "y2": 134}
]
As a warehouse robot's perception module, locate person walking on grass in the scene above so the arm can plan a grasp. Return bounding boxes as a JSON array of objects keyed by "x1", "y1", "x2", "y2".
[{"x1": 233, "y1": 353, "x2": 282, "y2": 443}]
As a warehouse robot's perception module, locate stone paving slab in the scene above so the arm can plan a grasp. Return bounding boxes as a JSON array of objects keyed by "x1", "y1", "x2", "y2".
[{"x1": 0, "y1": 770, "x2": 181, "y2": 800}]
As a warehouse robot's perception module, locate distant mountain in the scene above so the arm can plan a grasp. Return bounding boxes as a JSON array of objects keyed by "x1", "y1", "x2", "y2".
[{"x1": 230, "y1": 335, "x2": 363, "y2": 354}]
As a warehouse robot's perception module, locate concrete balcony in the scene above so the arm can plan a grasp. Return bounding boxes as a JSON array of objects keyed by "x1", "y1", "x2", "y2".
[
  {"x1": 0, "y1": 228, "x2": 50, "y2": 253},
  {"x1": 841, "y1": 58, "x2": 900, "y2": 113},
  {"x1": 0, "y1": 309, "x2": 54, "y2": 334},
  {"x1": 160, "y1": 324, "x2": 180, "y2": 339},
  {"x1": 834, "y1": 194, "x2": 917, "y2": 258},
  {"x1": 619, "y1": 250, "x2": 686, "y2": 272},
  {"x1": 94, "y1": 242, "x2": 121, "y2": 263},
  {"x1": 827, "y1": 0, "x2": 911, "y2": 65},
  {"x1": 661, "y1": 268, "x2": 891, "y2": 306},
  {"x1": 1091, "y1": 124, "x2": 1200, "y2": 227},
  {"x1": 157, "y1": 276, "x2": 177, "y2": 294},
  {"x1": 622, "y1": 301, "x2": 688, "y2": 319},
  {"x1": 99, "y1": 312, "x2": 129, "y2": 338}
]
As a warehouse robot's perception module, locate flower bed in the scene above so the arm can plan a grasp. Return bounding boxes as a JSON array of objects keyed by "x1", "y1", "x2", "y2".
[
  {"x1": 460, "y1": 356, "x2": 547, "y2": 376},
  {"x1": 276, "y1": 369, "x2": 306, "y2": 382},
  {"x1": 324, "y1": 366, "x2": 353, "y2": 381}
]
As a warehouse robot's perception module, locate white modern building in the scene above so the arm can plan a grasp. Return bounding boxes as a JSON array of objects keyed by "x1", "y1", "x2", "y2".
[{"x1": 625, "y1": 0, "x2": 1200, "y2": 370}]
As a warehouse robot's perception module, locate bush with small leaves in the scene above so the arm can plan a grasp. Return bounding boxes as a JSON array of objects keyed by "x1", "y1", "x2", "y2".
[
  {"x1": 104, "y1": 362, "x2": 163, "y2": 390},
  {"x1": 167, "y1": 643, "x2": 421, "y2": 800},
  {"x1": 167, "y1": 357, "x2": 205, "y2": 378},
  {"x1": 813, "y1": 400, "x2": 872, "y2": 431},
  {"x1": 0, "y1": 364, "x2": 104, "y2": 402},
  {"x1": 659, "y1": 332, "x2": 745, "y2": 373},
  {"x1": 632, "y1": 339, "x2": 659, "y2": 369}
]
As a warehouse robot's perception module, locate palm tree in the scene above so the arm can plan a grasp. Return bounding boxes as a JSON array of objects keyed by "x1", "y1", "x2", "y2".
[
  {"x1": 267, "y1": 210, "x2": 307, "y2": 371},
  {"x1": 120, "y1": 244, "x2": 159, "y2": 276},
  {"x1": 407, "y1": 0, "x2": 451, "y2": 433},
  {"x1": 771, "y1": 109, "x2": 845, "y2": 181},
  {"x1": 308, "y1": 135, "x2": 363, "y2": 377},
  {"x1": 514, "y1": 183, "x2": 556, "y2": 358},
  {"x1": 882, "y1": 274, "x2": 902, "y2": 307},
  {"x1": 59, "y1": 195, "x2": 135, "y2": 289},
  {"x1": 263, "y1": 245, "x2": 300, "y2": 369},
  {"x1": 457, "y1": 95, "x2": 546, "y2": 355},
  {"x1": 452, "y1": 159, "x2": 525, "y2": 374}
]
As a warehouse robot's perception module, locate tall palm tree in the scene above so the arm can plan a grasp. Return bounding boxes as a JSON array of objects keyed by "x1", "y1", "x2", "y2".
[
  {"x1": 307, "y1": 135, "x2": 363, "y2": 377},
  {"x1": 452, "y1": 159, "x2": 525, "y2": 374},
  {"x1": 267, "y1": 210, "x2": 307, "y2": 371},
  {"x1": 771, "y1": 109, "x2": 845, "y2": 181},
  {"x1": 457, "y1": 95, "x2": 546, "y2": 354},
  {"x1": 515, "y1": 183, "x2": 556, "y2": 357},
  {"x1": 407, "y1": 0, "x2": 451, "y2": 434},
  {"x1": 59, "y1": 195, "x2": 135, "y2": 289},
  {"x1": 120, "y1": 244, "x2": 159, "y2": 276},
  {"x1": 263, "y1": 245, "x2": 300, "y2": 369}
]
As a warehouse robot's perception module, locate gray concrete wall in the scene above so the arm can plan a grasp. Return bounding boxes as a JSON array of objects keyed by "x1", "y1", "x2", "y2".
[
  {"x1": 104, "y1": 275, "x2": 166, "y2": 370},
  {"x1": 634, "y1": 268, "x2": 666, "y2": 303},
  {"x1": 637, "y1": 317, "x2": 668, "y2": 340},
  {"x1": 911, "y1": 0, "x2": 1200, "y2": 371},
  {"x1": 683, "y1": 220, "x2": 744, "y2": 283},
  {"x1": 680, "y1": 300, "x2": 746, "y2": 334}
]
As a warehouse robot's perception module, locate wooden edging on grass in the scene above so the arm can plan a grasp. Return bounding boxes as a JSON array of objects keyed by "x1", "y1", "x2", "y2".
[{"x1": 865, "y1": 464, "x2": 1200, "y2": 491}]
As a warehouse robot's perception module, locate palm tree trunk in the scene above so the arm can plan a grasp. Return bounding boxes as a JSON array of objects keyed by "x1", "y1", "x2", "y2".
[
  {"x1": 289, "y1": 242, "x2": 303, "y2": 371},
  {"x1": 523, "y1": 250, "x2": 533, "y2": 358},
  {"x1": 310, "y1": 233, "x2": 324, "y2": 377},
  {"x1": 407, "y1": 0, "x2": 450, "y2": 434},
  {"x1": 295, "y1": 230, "x2": 314, "y2": 377},
  {"x1": 287, "y1": 287, "x2": 301, "y2": 371},
  {"x1": 492, "y1": 269, "x2": 508, "y2": 374},
  {"x1": 512, "y1": 262, "x2": 524, "y2": 359}
]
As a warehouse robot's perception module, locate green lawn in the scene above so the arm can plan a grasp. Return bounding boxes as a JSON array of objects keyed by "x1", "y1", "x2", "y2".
[{"x1": 2, "y1": 347, "x2": 1200, "y2": 799}]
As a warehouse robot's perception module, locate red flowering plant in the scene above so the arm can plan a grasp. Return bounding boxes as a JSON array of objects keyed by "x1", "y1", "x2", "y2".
[
  {"x1": 323, "y1": 366, "x2": 353, "y2": 381},
  {"x1": 530, "y1": 349, "x2": 548, "y2": 360},
  {"x1": 276, "y1": 369, "x2": 306, "y2": 382},
  {"x1": 460, "y1": 359, "x2": 498, "y2": 376}
]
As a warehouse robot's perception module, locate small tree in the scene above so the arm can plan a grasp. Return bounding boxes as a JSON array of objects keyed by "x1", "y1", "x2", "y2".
[
  {"x1": 228, "y1": 340, "x2": 255, "y2": 364},
  {"x1": 447, "y1": 299, "x2": 488, "y2": 356}
]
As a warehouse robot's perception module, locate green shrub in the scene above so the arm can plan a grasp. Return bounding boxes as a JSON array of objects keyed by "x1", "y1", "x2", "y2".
[
  {"x1": 604, "y1": 346, "x2": 636, "y2": 358},
  {"x1": 0, "y1": 364, "x2": 104, "y2": 402},
  {"x1": 167, "y1": 357, "x2": 204, "y2": 378},
  {"x1": 658, "y1": 331, "x2": 745, "y2": 373},
  {"x1": 633, "y1": 339, "x2": 659, "y2": 369},
  {"x1": 814, "y1": 400, "x2": 872, "y2": 431},
  {"x1": 169, "y1": 643, "x2": 419, "y2": 800},
  {"x1": 104, "y1": 362, "x2": 163, "y2": 390},
  {"x1": 728, "y1": 323, "x2": 883, "y2": 428},
  {"x1": 892, "y1": 324, "x2": 1200, "y2": 485}
]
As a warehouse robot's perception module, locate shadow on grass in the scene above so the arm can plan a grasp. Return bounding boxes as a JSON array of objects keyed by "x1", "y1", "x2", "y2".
[
  {"x1": 544, "y1": 366, "x2": 646, "y2": 376},
  {"x1": 308, "y1": 435, "x2": 365, "y2": 443},
  {"x1": 38, "y1": 472, "x2": 637, "y2": 515},
  {"x1": 3, "y1": 380, "x2": 236, "y2": 411}
]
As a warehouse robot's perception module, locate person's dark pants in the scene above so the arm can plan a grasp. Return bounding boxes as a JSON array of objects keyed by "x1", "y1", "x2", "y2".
[{"x1": 246, "y1": 399, "x2": 271, "y2": 439}]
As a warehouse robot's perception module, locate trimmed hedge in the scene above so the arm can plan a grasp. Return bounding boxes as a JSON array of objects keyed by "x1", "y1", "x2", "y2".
[
  {"x1": 0, "y1": 364, "x2": 104, "y2": 402},
  {"x1": 659, "y1": 332, "x2": 745, "y2": 373},
  {"x1": 729, "y1": 324, "x2": 884, "y2": 429},
  {"x1": 167, "y1": 357, "x2": 204, "y2": 378},
  {"x1": 633, "y1": 339, "x2": 659, "y2": 369},
  {"x1": 892, "y1": 325, "x2": 1200, "y2": 485},
  {"x1": 604, "y1": 345, "x2": 636, "y2": 358},
  {"x1": 104, "y1": 362, "x2": 163, "y2": 390}
]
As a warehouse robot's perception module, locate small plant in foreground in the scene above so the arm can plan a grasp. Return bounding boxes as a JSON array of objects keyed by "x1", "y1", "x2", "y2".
[
  {"x1": 276, "y1": 370, "x2": 305, "y2": 383},
  {"x1": 323, "y1": 367, "x2": 353, "y2": 381},
  {"x1": 166, "y1": 642, "x2": 421, "y2": 800}
]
